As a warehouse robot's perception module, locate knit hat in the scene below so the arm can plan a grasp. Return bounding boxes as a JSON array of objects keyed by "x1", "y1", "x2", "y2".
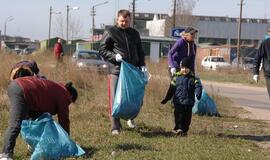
[
  {"x1": 184, "y1": 27, "x2": 198, "y2": 34},
  {"x1": 181, "y1": 57, "x2": 191, "y2": 69},
  {"x1": 65, "y1": 82, "x2": 78, "y2": 102},
  {"x1": 10, "y1": 60, "x2": 40, "y2": 80}
]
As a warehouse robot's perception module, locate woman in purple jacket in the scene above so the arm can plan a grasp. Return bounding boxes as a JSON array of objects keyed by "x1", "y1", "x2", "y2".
[{"x1": 168, "y1": 27, "x2": 198, "y2": 77}]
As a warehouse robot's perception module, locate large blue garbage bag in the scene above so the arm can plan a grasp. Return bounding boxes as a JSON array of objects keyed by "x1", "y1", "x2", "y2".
[
  {"x1": 112, "y1": 61, "x2": 148, "y2": 120},
  {"x1": 192, "y1": 89, "x2": 219, "y2": 116},
  {"x1": 20, "y1": 113, "x2": 85, "y2": 160}
]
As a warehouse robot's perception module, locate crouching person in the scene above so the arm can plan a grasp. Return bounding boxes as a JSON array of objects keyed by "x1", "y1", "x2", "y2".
[
  {"x1": 0, "y1": 69, "x2": 77, "y2": 160},
  {"x1": 161, "y1": 57, "x2": 202, "y2": 136}
]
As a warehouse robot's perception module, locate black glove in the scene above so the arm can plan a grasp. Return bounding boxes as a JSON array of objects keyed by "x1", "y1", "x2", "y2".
[{"x1": 161, "y1": 99, "x2": 167, "y2": 104}]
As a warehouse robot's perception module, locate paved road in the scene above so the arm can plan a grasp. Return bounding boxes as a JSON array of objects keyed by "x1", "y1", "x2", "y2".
[{"x1": 203, "y1": 81, "x2": 270, "y2": 110}]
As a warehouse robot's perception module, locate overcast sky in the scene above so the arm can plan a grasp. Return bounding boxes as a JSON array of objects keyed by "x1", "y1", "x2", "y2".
[{"x1": 0, "y1": 0, "x2": 269, "y2": 40}]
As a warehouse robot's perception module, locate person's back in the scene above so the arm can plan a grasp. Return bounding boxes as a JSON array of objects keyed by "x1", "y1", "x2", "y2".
[
  {"x1": 15, "y1": 76, "x2": 71, "y2": 112},
  {"x1": 15, "y1": 76, "x2": 72, "y2": 133}
]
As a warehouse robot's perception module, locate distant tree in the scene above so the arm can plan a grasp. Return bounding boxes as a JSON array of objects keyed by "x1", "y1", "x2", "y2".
[
  {"x1": 54, "y1": 15, "x2": 83, "y2": 41},
  {"x1": 69, "y1": 18, "x2": 83, "y2": 40},
  {"x1": 54, "y1": 15, "x2": 65, "y2": 39},
  {"x1": 165, "y1": 0, "x2": 197, "y2": 36}
]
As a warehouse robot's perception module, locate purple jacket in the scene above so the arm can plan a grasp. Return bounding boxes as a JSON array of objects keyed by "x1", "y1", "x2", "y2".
[{"x1": 168, "y1": 38, "x2": 197, "y2": 71}]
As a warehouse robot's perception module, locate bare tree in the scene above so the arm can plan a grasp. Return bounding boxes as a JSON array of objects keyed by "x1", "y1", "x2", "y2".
[
  {"x1": 54, "y1": 15, "x2": 65, "y2": 39},
  {"x1": 54, "y1": 15, "x2": 83, "y2": 41},
  {"x1": 165, "y1": 0, "x2": 197, "y2": 36},
  {"x1": 69, "y1": 17, "x2": 83, "y2": 40}
]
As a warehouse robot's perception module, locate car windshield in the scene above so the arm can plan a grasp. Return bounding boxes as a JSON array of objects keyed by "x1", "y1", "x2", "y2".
[
  {"x1": 212, "y1": 57, "x2": 225, "y2": 62},
  {"x1": 78, "y1": 51, "x2": 101, "y2": 60}
]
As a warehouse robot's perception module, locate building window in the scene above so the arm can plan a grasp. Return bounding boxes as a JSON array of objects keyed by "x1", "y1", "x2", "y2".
[
  {"x1": 135, "y1": 13, "x2": 139, "y2": 17},
  {"x1": 220, "y1": 17, "x2": 226, "y2": 22},
  {"x1": 242, "y1": 19, "x2": 247, "y2": 23},
  {"x1": 209, "y1": 17, "x2": 215, "y2": 21},
  {"x1": 199, "y1": 17, "x2": 205, "y2": 21},
  {"x1": 251, "y1": 19, "x2": 257, "y2": 23},
  {"x1": 205, "y1": 17, "x2": 210, "y2": 21},
  {"x1": 262, "y1": 19, "x2": 268, "y2": 23},
  {"x1": 230, "y1": 18, "x2": 237, "y2": 22},
  {"x1": 144, "y1": 14, "x2": 149, "y2": 18},
  {"x1": 215, "y1": 17, "x2": 221, "y2": 21}
]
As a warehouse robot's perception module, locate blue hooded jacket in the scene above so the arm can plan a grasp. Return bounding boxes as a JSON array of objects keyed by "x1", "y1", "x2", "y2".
[{"x1": 162, "y1": 71, "x2": 202, "y2": 106}]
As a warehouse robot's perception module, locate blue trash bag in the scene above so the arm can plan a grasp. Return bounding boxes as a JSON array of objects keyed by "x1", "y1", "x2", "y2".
[
  {"x1": 192, "y1": 89, "x2": 219, "y2": 116},
  {"x1": 112, "y1": 61, "x2": 148, "y2": 120},
  {"x1": 20, "y1": 113, "x2": 85, "y2": 160}
]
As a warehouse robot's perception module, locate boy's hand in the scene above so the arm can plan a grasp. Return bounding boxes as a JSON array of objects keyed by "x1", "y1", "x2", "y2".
[
  {"x1": 161, "y1": 99, "x2": 167, "y2": 104},
  {"x1": 170, "y1": 68, "x2": 176, "y2": 75}
]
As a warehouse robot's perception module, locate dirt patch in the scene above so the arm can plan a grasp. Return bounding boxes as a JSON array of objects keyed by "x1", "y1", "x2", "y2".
[
  {"x1": 239, "y1": 106, "x2": 270, "y2": 123},
  {"x1": 238, "y1": 105, "x2": 270, "y2": 149}
]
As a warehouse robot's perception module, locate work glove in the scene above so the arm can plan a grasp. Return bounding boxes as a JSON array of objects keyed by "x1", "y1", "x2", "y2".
[
  {"x1": 140, "y1": 66, "x2": 147, "y2": 72},
  {"x1": 170, "y1": 67, "x2": 176, "y2": 75},
  {"x1": 161, "y1": 99, "x2": 167, "y2": 104},
  {"x1": 115, "y1": 53, "x2": 122, "y2": 62},
  {"x1": 253, "y1": 74, "x2": 259, "y2": 83}
]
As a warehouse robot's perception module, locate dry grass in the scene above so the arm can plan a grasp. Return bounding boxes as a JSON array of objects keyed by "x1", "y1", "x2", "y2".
[{"x1": 0, "y1": 52, "x2": 269, "y2": 159}]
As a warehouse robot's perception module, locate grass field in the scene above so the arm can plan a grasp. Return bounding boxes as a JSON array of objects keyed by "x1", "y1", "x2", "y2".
[{"x1": 0, "y1": 52, "x2": 270, "y2": 159}]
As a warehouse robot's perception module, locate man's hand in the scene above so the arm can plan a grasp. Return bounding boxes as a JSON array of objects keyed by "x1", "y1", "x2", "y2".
[
  {"x1": 115, "y1": 54, "x2": 123, "y2": 62},
  {"x1": 253, "y1": 75, "x2": 259, "y2": 83},
  {"x1": 170, "y1": 68, "x2": 176, "y2": 75},
  {"x1": 161, "y1": 99, "x2": 167, "y2": 104},
  {"x1": 60, "y1": 52, "x2": 64, "y2": 56},
  {"x1": 140, "y1": 66, "x2": 147, "y2": 72}
]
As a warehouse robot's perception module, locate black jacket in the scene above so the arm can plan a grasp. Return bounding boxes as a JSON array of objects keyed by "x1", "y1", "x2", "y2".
[
  {"x1": 254, "y1": 38, "x2": 270, "y2": 78},
  {"x1": 99, "y1": 26, "x2": 145, "y2": 75},
  {"x1": 162, "y1": 72, "x2": 202, "y2": 106}
]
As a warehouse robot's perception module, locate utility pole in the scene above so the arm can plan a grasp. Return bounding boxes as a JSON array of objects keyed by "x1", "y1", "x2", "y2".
[
  {"x1": 172, "y1": 0, "x2": 176, "y2": 28},
  {"x1": 132, "y1": 0, "x2": 136, "y2": 28},
  {"x1": 48, "y1": 6, "x2": 52, "y2": 49},
  {"x1": 90, "y1": 1, "x2": 108, "y2": 38},
  {"x1": 66, "y1": 5, "x2": 69, "y2": 43},
  {"x1": 237, "y1": 0, "x2": 244, "y2": 69}
]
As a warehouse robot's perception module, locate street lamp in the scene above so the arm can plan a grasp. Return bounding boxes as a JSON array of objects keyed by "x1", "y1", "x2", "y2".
[
  {"x1": 66, "y1": 5, "x2": 79, "y2": 43},
  {"x1": 4, "y1": 16, "x2": 14, "y2": 41},
  {"x1": 48, "y1": 6, "x2": 61, "y2": 48},
  {"x1": 90, "y1": 1, "x2": 108, "y2": 37}
]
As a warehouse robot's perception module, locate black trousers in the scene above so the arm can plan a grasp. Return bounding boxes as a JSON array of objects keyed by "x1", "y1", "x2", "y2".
[{"x1": 174, "y1": 104, "x2": 193, "y2": 133}]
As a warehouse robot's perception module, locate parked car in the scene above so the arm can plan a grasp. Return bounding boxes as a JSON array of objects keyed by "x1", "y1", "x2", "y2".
[
  {"x1": 232, "y1": 57, "x2": 254, "y2": 70},
  {"x1": 201, "y1": 56, "x2": 230, "y2": 70},
  {"x1": 72, "y1": 50, "x2": 108, "y2": 73},
  {"x1": 22, "y1": 48, "x2": 36, "y2": 55}
]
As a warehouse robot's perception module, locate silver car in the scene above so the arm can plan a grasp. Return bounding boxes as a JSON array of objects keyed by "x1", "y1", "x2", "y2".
[{"x1": 72, "y1": 50, "x2": 108, "y2": 73}]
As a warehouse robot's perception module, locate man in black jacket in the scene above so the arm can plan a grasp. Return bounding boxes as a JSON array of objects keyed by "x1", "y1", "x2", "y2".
[
  {"x1": 253, "y1": 27, "x2": 270, "y2": 99},
  {"x1": 99, "y1": 9, "x2": 146, "y2": 135}
]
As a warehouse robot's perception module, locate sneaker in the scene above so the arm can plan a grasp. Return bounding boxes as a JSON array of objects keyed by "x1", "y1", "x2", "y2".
[
  {"x1": 111, "y1": 130, "x2": 120, "y2": 135},
  {"x1": 0, "y1": 153, "x2": 13, "y2": 160},
  {"x1": 127, "y1": 120, "x2": 136, "y2": 129},
  {"x1": 172, "y1": 129, "x2": 183, "y2": 135}
]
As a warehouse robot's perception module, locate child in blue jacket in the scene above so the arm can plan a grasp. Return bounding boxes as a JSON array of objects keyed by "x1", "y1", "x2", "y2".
[{"x1": 161, "y1": 57, "x2": 202, "y2": 136}]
